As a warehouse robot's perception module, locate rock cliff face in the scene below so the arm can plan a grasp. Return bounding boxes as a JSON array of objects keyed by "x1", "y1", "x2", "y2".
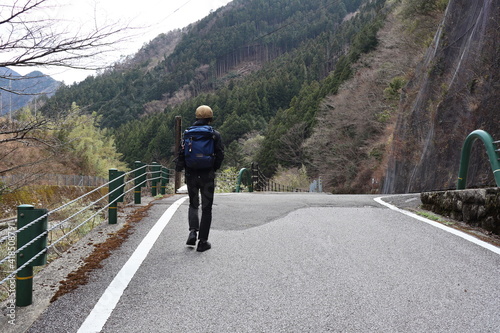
[{"x1": 383, "y1": 0, "x2": 500, "y2": 193}]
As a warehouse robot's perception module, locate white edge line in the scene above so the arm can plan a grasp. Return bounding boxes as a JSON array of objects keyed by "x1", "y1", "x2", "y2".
[
  {"x1": 374, "y1": 196, "x2": 500, "y2": 256},
  {"x1": 77, "y1": 196, "x2": 188, "y2": 333}
]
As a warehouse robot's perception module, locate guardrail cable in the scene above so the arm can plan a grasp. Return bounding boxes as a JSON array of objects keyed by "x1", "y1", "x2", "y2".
[
  {"x1": 252, "y1": 165, "x2": 306, "y2": 192},
  {"x1": 0, "y1": 163, "x2": 174, "y2": 288},
  {"x1": 0, "y1": 180, "x2": 112, "y2": 246}
]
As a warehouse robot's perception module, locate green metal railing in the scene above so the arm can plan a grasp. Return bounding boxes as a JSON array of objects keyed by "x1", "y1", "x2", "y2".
[
  {"x1": 0, "y1": 161, "x2": 172, "y2": 306},
  {"x1": 235, "y1": 163, "x2": 307, "y2": 193},
  {"x1": 107, "y1": 162, "x2": 171, "y2": 224},
  {"x1": 235, "y1": 168, "x2": 253, "y2": 192},
  {"x1": 457, "y1": 130, "x2": 500, "y2": 189}
]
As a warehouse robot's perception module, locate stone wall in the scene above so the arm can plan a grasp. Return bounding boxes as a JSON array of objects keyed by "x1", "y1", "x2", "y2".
[{"x1": 420, "y1": 188, "x2": 500, "y2": 236}]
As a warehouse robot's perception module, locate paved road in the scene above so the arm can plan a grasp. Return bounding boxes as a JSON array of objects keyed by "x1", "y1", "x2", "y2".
[{"x1": 26, "y1": 193, "x2": 500, "y2": 332}]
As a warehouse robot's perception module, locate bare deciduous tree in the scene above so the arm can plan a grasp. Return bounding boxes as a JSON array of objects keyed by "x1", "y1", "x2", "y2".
[
  {"x1": 0, "y1": 0, "x2": 134, "y2": 193},
  {"x1": 0, "y1": 115, "x2": 62, "y2": 193},
  {"x1": 0, "y1": 0, "x2": 133, "y2": 92},
  {"x1": 276, "y1": 122, "x2": 309, "y2": 166}
]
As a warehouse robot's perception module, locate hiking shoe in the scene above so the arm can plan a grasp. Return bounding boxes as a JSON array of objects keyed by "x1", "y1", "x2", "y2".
[
  {"x1": 196, "y1": 240, "x2": 211, "y2": 252},
  {"x1": 186, "y1": 230, "x2": 197, "y2": 246}
]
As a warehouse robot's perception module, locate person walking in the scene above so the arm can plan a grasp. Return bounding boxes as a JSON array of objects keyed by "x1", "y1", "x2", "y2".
[{"x1": 175, "y1": 105, "x2": 224, "y2": 252}]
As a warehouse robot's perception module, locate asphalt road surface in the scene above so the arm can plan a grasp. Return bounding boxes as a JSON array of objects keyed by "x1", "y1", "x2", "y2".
[{"x1": 25, "y1": 193, "x2": 500, "y2": 332}]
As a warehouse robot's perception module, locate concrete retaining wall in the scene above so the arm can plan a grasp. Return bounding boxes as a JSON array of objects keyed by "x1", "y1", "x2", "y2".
[{"x1": 420, "y1": 188, "x2": 500, "y2": 236}]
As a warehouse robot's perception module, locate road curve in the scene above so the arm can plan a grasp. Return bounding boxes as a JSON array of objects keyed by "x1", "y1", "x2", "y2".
[{"x1": 24, "y1": 193, "x2": 500, "y2": 332}]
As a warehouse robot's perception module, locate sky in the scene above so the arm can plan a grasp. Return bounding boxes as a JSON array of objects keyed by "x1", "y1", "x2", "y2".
[{"x1": 11, "y1": 0, "x2": 233, "y2": 84}]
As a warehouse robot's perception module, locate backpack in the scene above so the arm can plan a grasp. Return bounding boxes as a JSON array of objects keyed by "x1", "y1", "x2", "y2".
[{"x1": 182, "y1": 125, "x2": 216, "y2": 169}]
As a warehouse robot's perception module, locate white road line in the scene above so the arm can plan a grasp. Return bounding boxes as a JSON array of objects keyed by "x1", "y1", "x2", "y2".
[
  {"x1": 374, "y1": 196, "x2": 500, "y2": 255},
  {"x1": 77, "y1": 196, "x2": 188, "y2": 333}
]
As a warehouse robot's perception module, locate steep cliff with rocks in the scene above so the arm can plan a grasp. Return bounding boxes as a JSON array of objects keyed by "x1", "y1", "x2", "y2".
[{"x1": 383, "y1": 0, "x2": 500, "y2": 193}]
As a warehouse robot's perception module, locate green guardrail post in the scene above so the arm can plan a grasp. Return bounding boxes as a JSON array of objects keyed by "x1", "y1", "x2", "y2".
[
  {"x1": 16, "y1": 204, "x2": 48, "y2": 307},
  {"x1": 236, "y1": 168, "x2": 244, "y2": 192},
  {"x1": 161, "y1": 167, "x2": 169, "y2": 195},
  {"x1": 108, "y1": 169, "x2": 124, "y2": 224},
  {"x1": 236, "y1": 168, "x2": 253, "y2": 193},
  {"x1": 134, "y1": 161, "x2": 146, "y2": 204},
  {"x1": 151, "y1": 162, "x2": 161, "y2": 196},
  {"x1": 457, "y1": 130, "x2": 500, "y2": 189}
]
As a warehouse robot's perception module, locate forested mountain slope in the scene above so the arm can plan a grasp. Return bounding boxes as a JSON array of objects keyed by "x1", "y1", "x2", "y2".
[
  {"x1": 315, "y1": 0, "x2": 499, "y2": 193},
  {"x1": 304, "y1": 2, "x2": 432, "y2": 193},
  {"x1": 38, "y1": 0, "x2": 499, "y2": 193},
  {"x1": 42, "y1": 0, "x2": 382, "y2": 166},
  {"x1": 43, "y1": 0, "x2": 366, "y2": 128}
]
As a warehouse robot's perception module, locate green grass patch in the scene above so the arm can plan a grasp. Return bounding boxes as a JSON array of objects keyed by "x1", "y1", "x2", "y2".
[{"x1": 416, "y1": 210, "x2": 445, "y2": 222}]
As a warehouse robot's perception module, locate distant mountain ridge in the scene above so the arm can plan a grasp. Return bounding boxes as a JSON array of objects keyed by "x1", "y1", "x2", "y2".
[{"x1": 0, "y1": 67, "x2": 61, "y2": 115}]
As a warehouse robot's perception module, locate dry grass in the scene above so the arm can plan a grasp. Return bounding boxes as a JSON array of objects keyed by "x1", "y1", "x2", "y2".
[{"x1": 0, "y1": 185, "x2": 107, "y2": 219}]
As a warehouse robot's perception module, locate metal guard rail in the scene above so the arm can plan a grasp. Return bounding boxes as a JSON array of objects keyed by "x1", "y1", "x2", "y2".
[
  {"x1": 235, "y1": 163, "x2": 308, "y2": 193},
  {"x1": 235, "y1": 168, "x2": 253, "y2": 192},
  {"x1": 0, "y1": 161, "x2": 172, "y2": 306},
  {"x1": 457, "y1": 130, "x2": 500, "y2": 189}
]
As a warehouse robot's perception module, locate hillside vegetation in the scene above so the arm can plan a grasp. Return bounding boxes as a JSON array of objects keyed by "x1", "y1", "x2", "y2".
[
  {"x1": 29, "y1": 0, "x2": 499, "y2": 193},
  {"x1": 0, "y1": 107, "x2": 126, "y2": 194},
  {"x1": 41, "y1": 0, "x2": 388, "y2": 169}
]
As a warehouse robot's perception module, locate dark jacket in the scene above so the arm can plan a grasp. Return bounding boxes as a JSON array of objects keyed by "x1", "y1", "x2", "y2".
[{"x1": 175, "y1": 119, "x2": 224, "y2": 173}]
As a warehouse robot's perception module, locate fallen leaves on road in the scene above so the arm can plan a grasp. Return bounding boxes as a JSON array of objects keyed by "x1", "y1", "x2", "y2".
[{"x1": 49, "y1": 199, "x2": 162, "y2": 303}]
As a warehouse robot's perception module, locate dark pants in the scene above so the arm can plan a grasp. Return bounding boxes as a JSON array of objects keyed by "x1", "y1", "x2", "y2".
[{"x1": 186, "y1": 170, "x2": 215, "y2": 241}]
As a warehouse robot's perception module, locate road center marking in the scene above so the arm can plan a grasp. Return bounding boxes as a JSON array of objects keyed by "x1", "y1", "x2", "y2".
[
  {"x1": 77, "y1": 196, "x2": 188, "y2": 333},
  {"x1": 374, "y1": 196, "x2": 500, "y2": 255}
]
